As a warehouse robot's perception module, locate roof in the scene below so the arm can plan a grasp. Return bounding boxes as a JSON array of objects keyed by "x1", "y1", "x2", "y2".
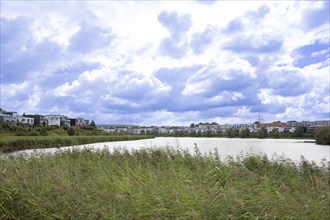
[{"x1": 257, "y1": 122, "x2": 290, "y2": 128}]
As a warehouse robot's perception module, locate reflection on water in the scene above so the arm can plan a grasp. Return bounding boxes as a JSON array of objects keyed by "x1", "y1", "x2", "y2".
[{"x1": 2, "y1": 137, "x2": 329, "y2": 164}]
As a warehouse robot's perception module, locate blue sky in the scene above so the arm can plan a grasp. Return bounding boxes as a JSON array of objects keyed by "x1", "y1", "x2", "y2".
[{"x1": 1, "y1": 1, "x2": 329, "y2": 125}]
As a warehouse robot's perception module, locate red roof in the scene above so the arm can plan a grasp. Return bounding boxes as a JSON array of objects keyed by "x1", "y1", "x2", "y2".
[{"x1": 257, "y1": 122, "x2": 289, "y2": 128}]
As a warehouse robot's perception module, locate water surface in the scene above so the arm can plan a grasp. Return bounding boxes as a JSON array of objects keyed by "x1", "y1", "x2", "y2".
[{"x1": 4, "y1": 137, "x2": 329, "y2": 164}]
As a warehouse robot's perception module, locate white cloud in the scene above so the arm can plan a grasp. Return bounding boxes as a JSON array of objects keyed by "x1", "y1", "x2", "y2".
[
  {"x1": 1, "y1": 1, "x2": 329, "y2": 125},
  {"x1": 182, "y1": 59, "x2": 256, "y2": 96},
  {"x1": 53, "y1": 81, "x2": 80, "y2": 97}
]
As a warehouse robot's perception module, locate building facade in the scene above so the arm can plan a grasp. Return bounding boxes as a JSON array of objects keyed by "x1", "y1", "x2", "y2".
[
  {"x1": 44, "y1": 115, "x2": 61, "y2": 126},
  {"x1": 25, "y1": 114, "x2": 48, "y2": 126}
]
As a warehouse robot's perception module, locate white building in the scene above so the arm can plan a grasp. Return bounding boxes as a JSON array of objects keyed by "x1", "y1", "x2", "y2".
[
  {"x1": 0, "y1": 109, "x2": 18, "y2": 122},
  {"x1": 16, "y1": 116, "x2": 34, "y2": 126},
  {"x1": 45, "y1": 115, "x2": 61, "y2": 126},
  {"x1": 60, "y1": 115, "x2": 71, "y2": 126}
]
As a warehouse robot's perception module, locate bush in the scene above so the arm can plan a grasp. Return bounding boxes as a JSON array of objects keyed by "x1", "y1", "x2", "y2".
[
  {"x1": 28, "y1": 130, "x2": 39, "y2": 136},
  {"x1": 40, "y1": 127, "x2": 48, "y2": 136},
  {"x1": 67, "y1": 127, "x2": 76, "y2": 136},
  {"x1": 15, "y1": 131, "x2": 27, "y2": 136},
  {"x1": 272, "y1": 131, "x2": 280, "y2": 138},
  {"x1": 315, "y1": 126, "x2": 330, "y2": 145}
]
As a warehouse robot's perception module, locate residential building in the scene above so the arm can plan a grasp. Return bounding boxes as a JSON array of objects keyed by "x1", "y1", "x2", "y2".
[
  {"x1": 60, "y1": 116, "x2": 71, "y2": 126},
  {"x1": 0, "y1": 108, "x2": 17, "y2": 118},
  {"x1": 315, "y1": 120, "x2": 330, "y2": 127},
  {"x1": 70, "y1": 118, "x2": 87, "y2": 126},
  {"x1": 257, "y1": 121, "x2": 293, "y2": 133},
  {"x1": 287, "y1": 121, "x2": 299, "y2": 127},
  {"x1": 16, "y1": 116, "x2": 35, "y2": 126},
  {"x1": 298, "y1": 120, "x2": 330, "y2": 133},
  {"x1": 24, "y1": 114, "x2": 48, "y2": 126},
  {"x1": 44, "y1": 115, "x2": 61, "y2": 126},
  {"x1": 0, "y1": 108, "x2": 18, "y2": 122}
]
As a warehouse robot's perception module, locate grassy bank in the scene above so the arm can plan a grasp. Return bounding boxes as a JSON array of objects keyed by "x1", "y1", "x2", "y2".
[
  {"x1": 0, "y1": 135, "x2": 153, "y2": 153},
  {"x1": 1, "y1": 147, "x2": 329, "y2": 219}
]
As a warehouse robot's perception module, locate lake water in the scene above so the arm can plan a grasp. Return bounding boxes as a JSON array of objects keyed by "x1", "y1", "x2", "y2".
[{"x1": 3, "y1": 137, "x2": 329, "y2": 164}]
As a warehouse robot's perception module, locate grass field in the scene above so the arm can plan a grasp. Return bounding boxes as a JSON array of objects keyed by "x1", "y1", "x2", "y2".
[
  {"x1": 1, "y1": 147, "x2": 329, "y2": 219},
  {"x1": 0, "y1": 135, "x2": 153, "y2": 153}
]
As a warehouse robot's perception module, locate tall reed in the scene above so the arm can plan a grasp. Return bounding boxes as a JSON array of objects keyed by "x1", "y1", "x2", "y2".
[
  {"x1": 0, "y1": 135, "x2": 153, "y2": 153},
  {"x1": 1, "y1": 147, "x2": 329, "y2": 219}
]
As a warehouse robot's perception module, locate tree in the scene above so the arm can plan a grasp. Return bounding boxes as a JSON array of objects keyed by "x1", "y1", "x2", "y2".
[
  {"x1": 245, "y1": 128, "x2": 251, "y2": 138},
  {"x1": 190, "y1": 123, "x2": 195, "y2": 128},
  {"x1": 226, "y1": 128, "x2": 235, "y2": 138},
  {"x1": 257, "y1": 127, "x2": 267, "y2": 138},
  {"x1": 206, "y1": 129, "x2": 212, "y2": 137},
  {"x1": 239, "y1": 129, "x2": 247, "y2": 138},
  {"x1": 90, "y1": 120, "x2": 96, "y2": 128},
  {"x1": 272, "y1": 131, "x2": 280, "y2": 139},
  {"x1": 234, "y1": 129, "x2": 240, "y2": 137},
  {"x1": 67, "y1": 127, "x2": 76, "y2": 136},
  {"x1": 315, "y1": 126, "x2": 330, "y2": 145},
  {"x1": 189, "y1": 129, "x2": 196, "y2": 137},
  {"x1": 294, "y1": 126, "x2": 304, "y2": 137}
]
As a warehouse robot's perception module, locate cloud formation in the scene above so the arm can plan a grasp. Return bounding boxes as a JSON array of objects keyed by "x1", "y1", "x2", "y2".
[
  {"x1": 158, "y1": 11, "x2": 192, "y2": 58},
  {"x1": 1, "y1": 1, "x2": 329, "y2": 125}
]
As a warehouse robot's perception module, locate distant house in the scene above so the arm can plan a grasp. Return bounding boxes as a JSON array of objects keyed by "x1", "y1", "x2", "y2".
[
  {"x1": 60, "y1": 116, "x2": 71, "y2": 127},
  {"x1": 70, "y1": 118, "x2": 87, "y2": 126},
  {"x1": 298, "y1": 120, "x2": 330, "y2": 133},
  {"x1": 70, "y1": 119, "x2": 76, "y2": 126},
  {"x1": 0, "y1": 108, "x2": 18, "y2": 122},
  {"x1": 257, "y1": 121, "x2": 293, "y2": 133},
  {"x1": 25, "y1": 114, "x2": 48, "y2": 126},
  {"x1": 16, "y1": 116, "x2": 35, "y2": 126},
  {"x1": 0, "y1": 108, "x2": 17, "y2": 117},
  {"x1": 315, "y1": 120, "x2": 330, "y2": 127},
  {"x1": 287, "y1": 120, "x2": 299, "y2": 128},
  {"x1": 44, "y1": 115, "x2": 61, "y2": 126},
  {"x1": 0, "y1": 108, "x2": 17, "y2": 121},
  {"x1": 1, "y1": 109, "x2": 33, "y2": 125}
]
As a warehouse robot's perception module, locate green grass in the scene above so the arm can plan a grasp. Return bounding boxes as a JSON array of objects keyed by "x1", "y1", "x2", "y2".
[
  {"x1": 0, "y1": 135, "x2": 153, "y2": 153},
  {"x1": 1, "y1": 147, "x2": 329, "y2": 219}
]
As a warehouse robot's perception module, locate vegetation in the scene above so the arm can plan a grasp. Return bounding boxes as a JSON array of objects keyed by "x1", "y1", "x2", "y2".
[
  {"x1": 0, "y1": 122, "x2": 106, "y2": 137},
  {"x1": 0, "y1": 147, "x2": 329, "y2": 219},
  {"x1": 315, "y1": 126, "x2": 330, "y2": 145},
  {"x1": 0, "y1": 135, "x2": 153, "y2": 153},
  {"x1": 164, "y1": 127, "x2": 315, "y2": 139},
  {"x1": 0, "y1": 121, "x2": 153, "y2": 152},
  {"x1": 67, "y1": 127, "x2": 76, "y2": 136}
]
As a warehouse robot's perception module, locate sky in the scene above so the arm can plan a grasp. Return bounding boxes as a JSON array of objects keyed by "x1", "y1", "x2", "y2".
[{"x1": 0, "y1": 0, "x2": 329, "y2": 126}]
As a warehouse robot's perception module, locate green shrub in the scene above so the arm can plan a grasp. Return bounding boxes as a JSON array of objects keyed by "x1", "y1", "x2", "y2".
[
  {"x1": 40, "y1": 127, "x2": 48, "y2": 136},
  {"x1": 28, "y1": 130, "x2": 39, "y2": 136},
  {"x1": 315, "y1": 126, "x2": 330, "y2": 145},
  {"x1": 15, "y1": 131, "x2": 27, "y2": 136},
  {"x1": 272, "y1": 131, "x2": 280, "y2": 138},
  {"x1": 67, "y1": 127, "x2": 76, "y2": 136}
]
